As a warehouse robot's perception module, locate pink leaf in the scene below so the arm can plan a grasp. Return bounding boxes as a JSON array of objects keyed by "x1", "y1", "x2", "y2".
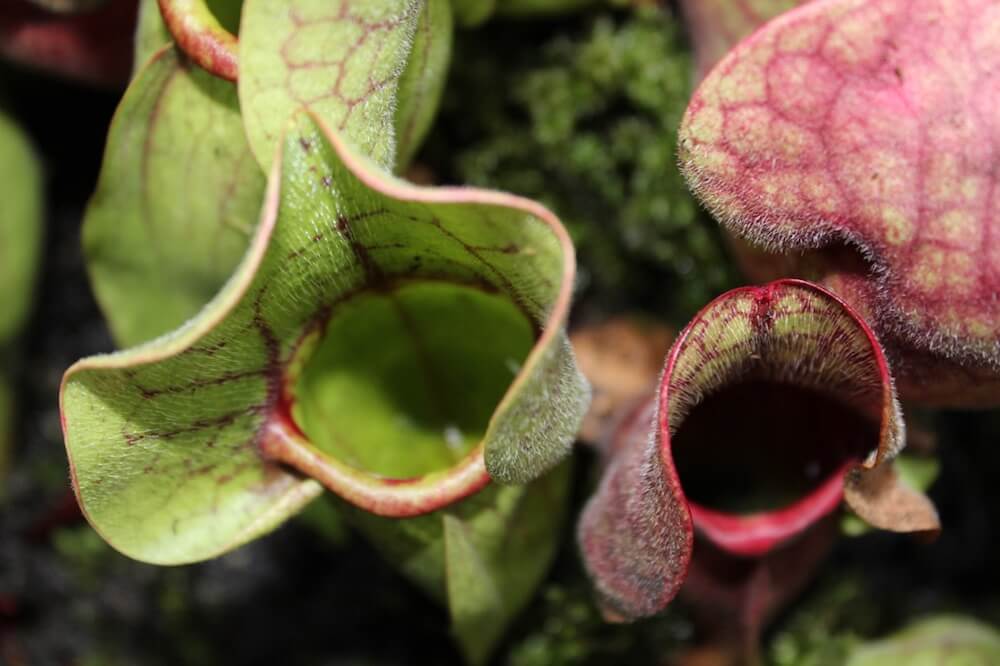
[{"x1": 680, "y1": 0, "x2": 1000, "y2": 406}]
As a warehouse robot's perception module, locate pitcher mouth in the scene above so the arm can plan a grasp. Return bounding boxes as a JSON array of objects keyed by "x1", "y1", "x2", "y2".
[
  {"x1": 658, "y1": 280, "x2": 901, "y2": 556},
  {"x1": 260, "y1": 277, "x2": 538, "y2": 516},
  {"x1": 672, "y1": 380, "x2": 868, "y2": 556},
  {"x1": 577, "y1": 280, "x2": 920, "y2": 622}
]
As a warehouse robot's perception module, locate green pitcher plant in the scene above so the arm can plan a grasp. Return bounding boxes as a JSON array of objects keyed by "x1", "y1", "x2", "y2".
[{"x1": 62, "y1": 1, "x2": 589, "y2": 663}]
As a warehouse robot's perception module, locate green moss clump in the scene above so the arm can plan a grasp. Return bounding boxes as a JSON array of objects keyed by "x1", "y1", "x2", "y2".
[
  {"x1": 504, "y1": 576, "x2": 691, "y2": 666},
  {"x1": 766, "y1": 578, "x2": 865, "y2": 666},
  {"x1": 424, "y1": 6, "x2": 736, "y2": 318}
]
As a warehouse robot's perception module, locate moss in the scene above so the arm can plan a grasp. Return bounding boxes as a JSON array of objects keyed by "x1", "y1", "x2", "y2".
[
  {"x1": 424, "y1": 6, "x2": 737, "y2": 319},
  {"x1": 766, "y1": 577, "x2": 866, "y2": 666},
  {"x1": 504, "y1": 576, "x2": 692, "y2": 666}
]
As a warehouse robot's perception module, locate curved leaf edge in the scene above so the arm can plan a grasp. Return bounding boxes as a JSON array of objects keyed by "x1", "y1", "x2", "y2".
[
  {"x1": 659, "y1": 279, "x2": 913, "y2": 530},
  {"x1": 157, "y1": 0, "x2": 238, "y2": 81},
  {"x1": 678, "y1": 0, "x2": 1000, "y2": 375},
  {"x1": 578, "y1": 278, "x2": 926, "y2": 622},
  {"x1": 62, "y1": 109, "x2": 585, "y2": 559}
]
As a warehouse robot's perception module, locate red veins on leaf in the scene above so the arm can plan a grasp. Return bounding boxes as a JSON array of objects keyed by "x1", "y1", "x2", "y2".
[
  {"x1": 577, "y1": 280, "x2": 937, "y2": 631},
  {"x1": 680, "y1": 0, "x2": 1000, "y2": 406}
]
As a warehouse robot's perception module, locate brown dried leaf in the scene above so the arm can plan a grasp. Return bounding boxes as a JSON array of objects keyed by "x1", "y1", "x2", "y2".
[{"x1": 570, "y1": 316, "x2": 674, "y2": 444}]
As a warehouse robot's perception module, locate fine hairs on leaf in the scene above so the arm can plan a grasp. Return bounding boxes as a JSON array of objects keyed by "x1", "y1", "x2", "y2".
[
  {"x1": 99, "y1": 1, "x2": 455, "y2": 349},
  {"x1": 238, "y1": 0, "x2": 423, "y2": 172},
  {"x1": 578, "y1": 280, "x2": 936, "y2": 623},
  {"x1": 63, "y1": 111, "x2": 587, "y2": 562},
  {"x1": 26, "y1": 0, "x2": 1000, "y2": 661},
  {"x1": 69, "y1": 6, "x2": 589, "y2": 661},
  {"x1": 679, "y1": 0, "x2": 1000, "y2": 405},
  {"x1": 84, "y1": 46, "x2": 264, "y2": 347}
]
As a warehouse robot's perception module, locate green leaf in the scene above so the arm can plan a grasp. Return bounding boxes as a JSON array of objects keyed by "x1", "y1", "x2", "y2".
[
  {"x1": 295, "y1": 493, "x2": 350, "y2": 545},
  {"x1": 0, "y1": 108, "x2": 43, "y2": 347},
  {"x1": 133, "y1": 0, "x2": 171, "y2": 74},
  {"x1": 451, "y1": 0, "x2": 495, "y2": 27},
  {"x1": 238, "y1": 0, "x2": 423, "y2": 171},
  {"x1": 62, "y1": 112, "x2": 587, "y2": 564},
  {"x1": 0, "y1": 107, "x2": 41, "y2": 495},
  {"x1": 895, "y1": 454, "x2": 941, "y2": 491},
  {"x1": 847, "y1": 616, "x2": 1000, "y2": 665},
  {"x1": 394, "y1": 0, "x2": 452, "y2": 171},
  {"x1": 351, "y1": 463, "x2": 571, "y2": 665},
  {"x1": 447, "y1": 465, "x2": 570, "y2": 663},
  {"x1": 84, "y1": 46, "x2": 265, "y2": 347},
  {"x1": 445, "y1": 514, "x2": 504, "y2": 664},
  {"x1": 106, "y1": 0, "x2": 449, "y2": 347}
]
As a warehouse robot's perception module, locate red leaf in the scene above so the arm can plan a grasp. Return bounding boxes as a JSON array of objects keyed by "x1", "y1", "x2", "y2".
[
  {"x1": 578, "y1": 280, "x2": 920, "y2": 621},
  {"x1": 680, "y1": 0, "x2": 1000, "y2": 406}
]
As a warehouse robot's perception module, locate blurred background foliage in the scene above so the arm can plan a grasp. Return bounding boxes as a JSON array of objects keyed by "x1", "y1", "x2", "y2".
[
  {"x1": 1, "y1": 3, "x2": 999, "y2": 665},
  {"x1": 424, "y1": 5, "x2": 737, "y2": 320}
]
